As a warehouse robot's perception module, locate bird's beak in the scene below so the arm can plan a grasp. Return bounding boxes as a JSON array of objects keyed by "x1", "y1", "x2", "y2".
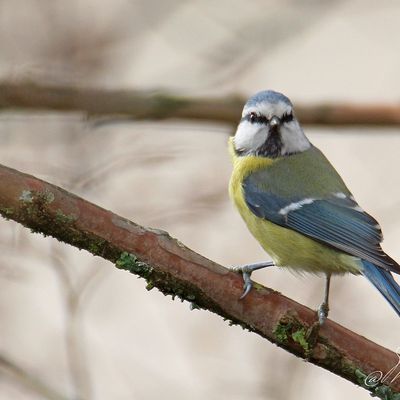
[{"x1": 269, "y1": 116, "x2": 281, "y2": 127}]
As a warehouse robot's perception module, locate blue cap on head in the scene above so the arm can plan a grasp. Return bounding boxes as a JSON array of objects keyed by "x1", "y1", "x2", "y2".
[{"x1": 245, "y1": 90, "x2": 292, "y2": 108}]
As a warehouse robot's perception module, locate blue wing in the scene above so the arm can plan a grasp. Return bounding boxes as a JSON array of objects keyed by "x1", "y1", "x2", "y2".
[{"x1": 243, "y1": 175, "x2": 399, "y2": 274}]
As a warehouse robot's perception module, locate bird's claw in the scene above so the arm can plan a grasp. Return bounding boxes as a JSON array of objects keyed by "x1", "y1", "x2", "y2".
[
  {"x1": 240, "y1": 271, "x2": 253, "y2": 299},
  {"x1": 231, "y1": 265, "x2": 253, "y2": 299}
]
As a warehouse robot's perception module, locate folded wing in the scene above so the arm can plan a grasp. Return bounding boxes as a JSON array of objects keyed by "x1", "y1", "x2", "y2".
[{"x1": 243, "y1": 174, "x2": 399, "y2": 274}]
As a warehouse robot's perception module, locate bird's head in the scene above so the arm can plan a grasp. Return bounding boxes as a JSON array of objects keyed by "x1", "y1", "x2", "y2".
[{"x1": 233, "y1": 90, "x2": 310, "y2": 158}]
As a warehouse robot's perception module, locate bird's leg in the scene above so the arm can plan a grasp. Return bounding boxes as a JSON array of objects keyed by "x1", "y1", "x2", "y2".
[
  {"x1": 306, "y1": 274, "x2": 332, "y2": 353},
  {"x1": 317, "y1": 273, "x2": 331, "y2": 325},
  {"x1": 231, "y1": 261, "x2": 275, "y2": 299}
]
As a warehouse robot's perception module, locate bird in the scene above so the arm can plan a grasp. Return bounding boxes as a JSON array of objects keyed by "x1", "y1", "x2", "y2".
[{"x1": 229, "y1": 90, "x2": 400, "y2": 324}]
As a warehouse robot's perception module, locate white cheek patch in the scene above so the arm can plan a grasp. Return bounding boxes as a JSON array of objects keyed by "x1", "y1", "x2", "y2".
[
  {"x1": 280, "y1": 121, "x2": 311, "y2": 155},
  {"x1": 234, "y1": 120, "x2": 267, "y2": 153}
]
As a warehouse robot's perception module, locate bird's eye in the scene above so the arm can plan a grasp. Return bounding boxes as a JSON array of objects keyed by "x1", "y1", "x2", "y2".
[
  {"x1": 247, "y1": 112, "x2": 268, "y2": 124},
  {"x1": 249, "y1": 112, "x2": 258, "y2": 123},
  {"x1": 281, "y1": 112, "x2": 293, "y2": 123}
]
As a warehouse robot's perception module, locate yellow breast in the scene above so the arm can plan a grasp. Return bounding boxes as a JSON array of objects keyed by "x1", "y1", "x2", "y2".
[{"x1": 228, "y1": 137, "x2": 360, "y2": 275}]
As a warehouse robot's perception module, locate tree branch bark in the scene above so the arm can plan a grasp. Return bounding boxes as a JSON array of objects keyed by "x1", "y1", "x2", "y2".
[
  {"x1": 1, "y1": 81, "x2": 400, "y2": 126},
  {"x1": 0, "y1": 163, "x2": 399, "y2": 398}
]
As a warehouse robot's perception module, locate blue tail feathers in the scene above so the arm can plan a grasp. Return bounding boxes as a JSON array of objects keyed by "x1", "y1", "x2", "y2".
[{"x1": 362, "y1": 261, "x2": 400, "y2": 317}]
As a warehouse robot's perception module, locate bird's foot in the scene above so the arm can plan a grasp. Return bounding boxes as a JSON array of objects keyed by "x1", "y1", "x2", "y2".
[
  {"x1": 231, "y1": 261, "x2": 274, "y2": 299},
  {"x1": 231, "y1": 265, "x2": 254, "y2": 299},
  {"x1": 305, "y1": 303, "x2": 330, "y2": 358}
]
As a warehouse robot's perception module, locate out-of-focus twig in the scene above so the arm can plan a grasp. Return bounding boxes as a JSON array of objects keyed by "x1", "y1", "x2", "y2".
[
  {"x1": 0, "y1": 163, "x2": 399, "y2": 399},
  {"x1": 0, "y1": 353, "x2": 70, "y2": 400},
  {"x1": 1, "y1": 81, "x2": 400, "y2": 126},
  {"x1": 51, "y1": 246, "x2": 98, "y2": 400}
]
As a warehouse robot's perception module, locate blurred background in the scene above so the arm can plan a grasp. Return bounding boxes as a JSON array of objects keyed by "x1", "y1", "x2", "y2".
[{"x1": 0, "y1": 1, "x2": 400, "y2": 399}]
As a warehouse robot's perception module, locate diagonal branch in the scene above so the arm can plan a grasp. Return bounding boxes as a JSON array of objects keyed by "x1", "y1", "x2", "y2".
[
  {"x1": 0, "y1": 163, "x2": 399, "y2": 399},
  {"x1": 1, "y1": 81, "x2": 400, "y2": 126}
]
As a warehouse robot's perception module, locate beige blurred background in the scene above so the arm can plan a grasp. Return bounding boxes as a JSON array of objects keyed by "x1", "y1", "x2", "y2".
[{"x1": 0, "y1": 1, "x2": 400, "y2": 399}]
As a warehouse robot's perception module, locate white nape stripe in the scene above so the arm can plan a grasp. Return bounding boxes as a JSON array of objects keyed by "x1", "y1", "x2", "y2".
[
  {"x1": 278, "y1": 198, "x2": 315, "y2": 216},
  {"x1": 352, "y1": 205, "x2": 364, "y2": 212},
  {"x1": 333, "y1": 192, "x2": 347, "y2": 199}
]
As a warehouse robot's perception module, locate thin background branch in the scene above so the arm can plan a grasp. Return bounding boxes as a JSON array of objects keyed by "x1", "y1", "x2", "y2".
[
  {"x1": 0, "y1": 353, "x2": 70, "y2": 400},
  {"x1": 1, "y1": 82, "x2": 400, "y2": 126}
]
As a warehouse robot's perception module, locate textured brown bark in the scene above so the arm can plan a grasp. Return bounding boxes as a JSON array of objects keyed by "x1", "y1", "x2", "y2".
[
  {"x1": 1, "y1": 81, "x2": 400, "y2": 126},
  {"x1": 0, "y1": 163, "x2": 399, "y2": 398}
]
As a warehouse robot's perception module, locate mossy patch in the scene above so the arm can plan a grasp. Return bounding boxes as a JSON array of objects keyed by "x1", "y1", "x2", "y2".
[
  {"x1": 55, "y1": 209, "x2": 77, "y2": 225},
  {"x1": 355, "y1": 369, "x2": 400, "y2": 400},
  {"x1": 291, "y1": 328, "x2": 309, "y2": 352},
  {"x1": 273, "y1": 317, "x2": 309, "y2": 352},
  {"x1": 0, "y1": 207, "x2": 14, "y2": 219},
  {"x1": 274, "y1": 320, "x2": 292, "y2": 343},
  {"x1": 6, "y1": 188, "x2": 119, "y2": 261},
  {"x1": 115, "y1": 252, "x2": 153, "y2": 278},
  {"x1": 373, "y1": 384, "x2": 400, "y2": 400}
]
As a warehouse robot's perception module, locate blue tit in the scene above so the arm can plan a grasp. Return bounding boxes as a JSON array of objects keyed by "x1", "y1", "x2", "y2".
[{"x1": 229, "y1": 90, "x2": 400, "y2": 324}]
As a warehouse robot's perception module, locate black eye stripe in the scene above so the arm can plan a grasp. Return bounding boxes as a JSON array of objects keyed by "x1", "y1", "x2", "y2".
[
  {"x1": 243, "y1": 111, "x2": 294, "y2": 125},
  {"x1": 244, "y1": 112, "x2": 269, "y2": 124},
  {"x1": 281, "y1": 112, "x2": 293, "y2": 123}
]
